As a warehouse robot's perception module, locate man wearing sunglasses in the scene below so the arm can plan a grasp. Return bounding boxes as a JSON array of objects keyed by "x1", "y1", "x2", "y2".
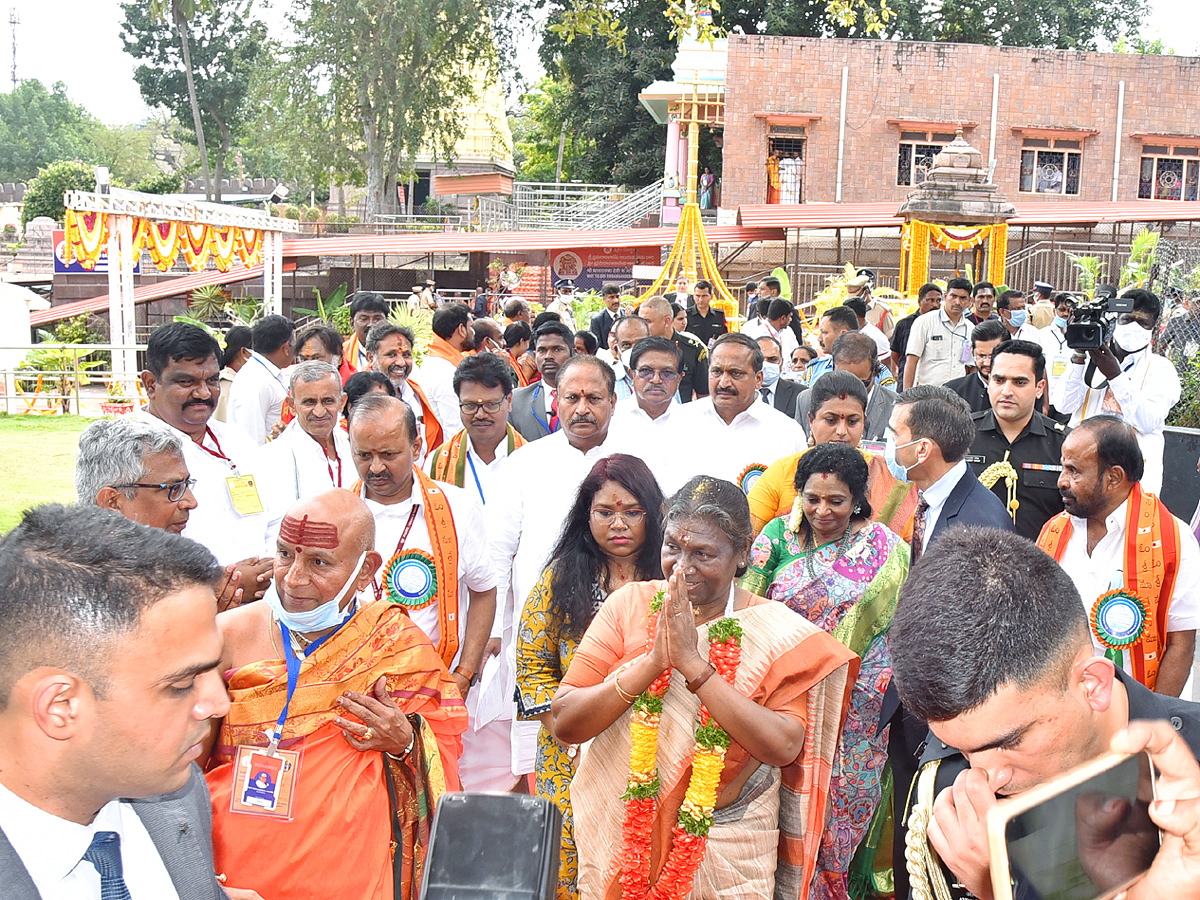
[{"x1": 75, "y1": 417, "x2": 247, "y2": 611}]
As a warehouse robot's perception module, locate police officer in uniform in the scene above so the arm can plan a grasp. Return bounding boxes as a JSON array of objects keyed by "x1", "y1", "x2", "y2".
[{"x1": 965, "y1": 340, "x2": 1068, "y2": 541}]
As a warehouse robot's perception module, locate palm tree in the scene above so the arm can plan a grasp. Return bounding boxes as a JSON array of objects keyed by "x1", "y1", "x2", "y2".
[{"x1": 149, "y1": 0, "x2": 213, "y2": 201}]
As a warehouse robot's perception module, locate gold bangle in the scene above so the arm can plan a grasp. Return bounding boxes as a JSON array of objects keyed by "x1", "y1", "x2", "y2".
[{"x1": 613, "y1": 669, "x2": 638, "y2": 704}]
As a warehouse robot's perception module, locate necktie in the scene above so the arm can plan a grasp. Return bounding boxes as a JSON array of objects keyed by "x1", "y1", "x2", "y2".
[
  {"x1": 548, "y1": 388, "x2": 559, "y2": 433},
  {"x1": 911, "y1": 493, "x2": 930, "y2": 565},
  {"x1": 84, "y1": 831, "x2": 132, "y2": 900},
  {"x1": 760, "y1": 387, "x2": 771, "y2": 402}
]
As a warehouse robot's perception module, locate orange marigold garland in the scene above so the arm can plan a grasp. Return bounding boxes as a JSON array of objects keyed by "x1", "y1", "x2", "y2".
[{"x1": 619, "y1": 591, "x2": 743, "y2": 900}]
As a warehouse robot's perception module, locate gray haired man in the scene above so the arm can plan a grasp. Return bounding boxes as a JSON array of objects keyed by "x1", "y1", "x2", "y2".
[{"x1": 76, "y1": 417, "x2": 246, "y2": 610}]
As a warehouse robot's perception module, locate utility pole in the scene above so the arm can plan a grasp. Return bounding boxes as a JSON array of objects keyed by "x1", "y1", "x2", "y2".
[{"x1": 8, "y1": 9, "x2": 16, "y2": 91}]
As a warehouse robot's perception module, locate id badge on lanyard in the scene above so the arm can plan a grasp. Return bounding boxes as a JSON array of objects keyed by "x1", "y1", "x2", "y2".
[{"x1": 228, "y1": 621, "x2": 340, "y2": 821}]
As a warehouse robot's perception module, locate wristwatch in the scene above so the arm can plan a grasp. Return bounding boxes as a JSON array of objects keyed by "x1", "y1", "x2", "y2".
[{"x1": 453, "y1": 664, "x2": 479, "y2": 687}]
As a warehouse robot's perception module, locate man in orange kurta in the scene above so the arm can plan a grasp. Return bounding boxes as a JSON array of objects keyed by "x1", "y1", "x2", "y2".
[
  {"x1": 341, "y1": 292, "x2": 390, "y2": 382},
  {"x1": 207, "y1": 489, "x2": 467, "y2": 900}
]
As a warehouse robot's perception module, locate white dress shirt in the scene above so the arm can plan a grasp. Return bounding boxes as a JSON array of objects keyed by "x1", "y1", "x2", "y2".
[
  {"x1": 1038, "y1": 323, "x2": 1072, "y2": 399},
  {"x1": 1056, "y1": 499, "x2": 1200, "y2": 665},
  {"x1": 227, "y1": 352, "x2": 287, "y2": 445},
  {"x1": 609, "y1": 397, "x2": 686, "y2": 492},
  {"x1": 906, "y1": 309, "x2": 974, "y2": 386},
  {"x1": 673, "y1": 395, "x2": 807, "y2": 490},
  {"x1": 424, "y1": 428, "x2": 515, "y2": 511},
  {"x1": 133, "y1": 412, "x2": 269, "y2": 565},
  {"x1": 256, "y1": 421, "x2": 356, "y2": 548},
  {"x1": 741, "y1": 319, "x2": 799, "y2": 366},
  {"x1": 0, "y1": 783, "x2": 180, "y2": 900},
  {"x1": 917, "y1": 459, "x2": 968, "y2": 553},
  {"x1": 416, "y1": 355, "x2": 462, "y2": 434},
  {"x1": 861, "y1": 321, "x2": 891, "y2": 361},
  {"x1": 1049, "y1": 349, "x2": 1181, "y2": 494},
  {"x1": 396, "y1": 379, "x2": 434, "y2": 462},
  {"x1": 363, "y1": 480, "x2": 495, "y2": 664}
]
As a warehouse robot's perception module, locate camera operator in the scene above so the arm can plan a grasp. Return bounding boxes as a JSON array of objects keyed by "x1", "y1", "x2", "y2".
[{"x1": 1049, "y1": 287, "x2": 1180, "y2": 494}]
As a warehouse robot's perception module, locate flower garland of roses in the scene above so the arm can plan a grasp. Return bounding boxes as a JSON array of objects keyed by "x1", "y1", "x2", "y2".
[{"x1": 619, "y1": 590, "x2": 744, "y2": 900}]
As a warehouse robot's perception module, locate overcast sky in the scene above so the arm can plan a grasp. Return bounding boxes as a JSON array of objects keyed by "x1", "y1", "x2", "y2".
[{"x1": 15, "y1": 0, "x2": 1200, "y2": 127}]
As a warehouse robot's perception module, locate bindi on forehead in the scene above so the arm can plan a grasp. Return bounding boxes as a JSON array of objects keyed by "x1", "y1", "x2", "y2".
[{"x1": 279, "y1": 514, "x2": 340, "y2": 549}]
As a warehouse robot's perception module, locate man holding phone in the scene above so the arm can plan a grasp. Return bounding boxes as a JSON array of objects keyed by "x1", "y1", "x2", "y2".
[{"x1": 889, "y1": 527, "x2": 1200, "y2": 900}]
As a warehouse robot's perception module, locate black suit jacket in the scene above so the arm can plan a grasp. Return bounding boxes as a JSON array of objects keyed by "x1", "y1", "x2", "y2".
[
  {"x1": 927, "y1": 465, "x2": 1016, "y2": 546},
  {"x1": 769, "y1": 378, "x2": 805, "y2": 418},
  {"x1": 0, "y1": 765, "x2": 228, "y2": 900},
  {"x1": 590, "y1": 309, "x2": 616, "y2": 348}
]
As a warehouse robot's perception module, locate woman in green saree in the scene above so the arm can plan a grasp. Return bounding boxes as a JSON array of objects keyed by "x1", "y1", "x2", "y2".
[{"x1": 741, "y1": 443, "x2": 909, "y2": 900}]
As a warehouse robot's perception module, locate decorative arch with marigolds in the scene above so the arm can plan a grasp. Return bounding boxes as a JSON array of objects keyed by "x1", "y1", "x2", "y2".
[
  {"x1": 63, "y1": 209, "x2": 264, "y2": 273},
  {"x1": 899, "y1": 220, "x2": 1008, "y2": 296}
]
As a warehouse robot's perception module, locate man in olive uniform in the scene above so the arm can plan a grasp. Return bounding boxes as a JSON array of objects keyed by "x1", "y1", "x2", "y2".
[
  {"x1": 965, "y1": 340, "x2": 1068, "y2": 541},
  {"x1": 638, "y1": 295, "x2": 709, "y2": 402}
]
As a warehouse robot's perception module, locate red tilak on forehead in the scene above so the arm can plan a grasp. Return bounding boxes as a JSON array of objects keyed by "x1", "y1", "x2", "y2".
[{"x1": 279, "y1": 514, "x2": 340, "y2": 549}]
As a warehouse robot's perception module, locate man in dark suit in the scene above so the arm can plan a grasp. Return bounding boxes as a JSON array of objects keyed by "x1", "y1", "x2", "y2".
[
  {"x1": 509, "y1": 321, "x2": 574, "y2": 441},
  {"x1": 754, "y1": 334, "x2": 805, "y2": 418},
  {"x1": 589, "y1": 284, "x2": 622, "y2": 348},
  {"x1": 0, "y1": 504, "x2": 243, "y2": 900},
  {"x1": 887, "y1": 384, "x2": 1014, "y2": 566}
]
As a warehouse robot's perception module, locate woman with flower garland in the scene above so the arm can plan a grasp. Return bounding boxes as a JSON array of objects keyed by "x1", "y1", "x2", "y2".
[
  {"x1": 555, "y1": 476, "x2": 857, "y2": 900},
  {"x1": 516, "y1": 454, "x2": 666, "y2": 900},
  {"x1": 747, "y1": 371, "x2": 918, "y2": 541},
  {"x1": 741, "y1": 443, "x2": 909, "y2": 900}
]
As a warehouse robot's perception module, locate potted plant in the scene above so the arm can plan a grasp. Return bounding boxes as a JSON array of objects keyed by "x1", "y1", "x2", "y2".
[{"x1": 101, "y1": 380, "x2": 136, "y2": 416}]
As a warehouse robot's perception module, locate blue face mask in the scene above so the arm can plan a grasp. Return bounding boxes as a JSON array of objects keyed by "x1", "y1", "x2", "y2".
[
  {"x1": 1007, "y1": 309, "x2": 1028, "y2": 329},
  {"x1": 1053, "y1": 315, "x2": 1068, "y2": 330},
  {"x1": 883, "y1": 430, "x2": 922, "y2": 482},
  {"x1": 761, "y1": 362, "x2": 781, "y2": 387},
  {"x1": 265, "y1": 551, "x2": 367, "y2": 633}
]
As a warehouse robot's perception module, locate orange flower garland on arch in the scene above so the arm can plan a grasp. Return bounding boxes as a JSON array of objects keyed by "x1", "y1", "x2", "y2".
[
  {"x1": 619, "y1": 591, "x2": 744, "y2": 900},
  {"x1": 62, "y1": 209, "x2": 110, "y2": 270},
  {"x1": 65, "y1": 212, "x2": 266, "y2": 273}
]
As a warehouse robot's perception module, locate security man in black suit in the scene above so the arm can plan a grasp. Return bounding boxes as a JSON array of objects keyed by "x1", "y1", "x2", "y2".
[
  {"x1": 966, "y1": 340, "x2": 1069, "y2": 541},
  {"x1": 889, "y1": 527, "x2": 1200, "y2": 900}
]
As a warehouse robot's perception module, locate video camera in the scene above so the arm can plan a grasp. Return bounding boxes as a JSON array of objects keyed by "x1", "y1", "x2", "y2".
[{"x1": 1064, "y1": 285, "x2": 1134, "y2": 351}]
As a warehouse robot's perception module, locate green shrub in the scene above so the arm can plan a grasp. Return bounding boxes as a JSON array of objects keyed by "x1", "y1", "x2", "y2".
[{"x1": 22, "y1": 160, "x2": 95, "y2": 226}]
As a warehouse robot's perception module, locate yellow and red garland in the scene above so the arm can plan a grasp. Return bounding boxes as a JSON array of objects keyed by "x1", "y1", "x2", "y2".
[
  {"x1": 63, "y1": 210, "x2": 265, "y2": 273},
  {"x1": 620, "y1": 591, "x2": 743, "y2": 900}
]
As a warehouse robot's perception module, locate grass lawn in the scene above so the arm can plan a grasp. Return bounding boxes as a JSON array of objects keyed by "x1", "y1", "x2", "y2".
[{"x1": 0, "y1": 415, "x2": 92, "y2": 533}]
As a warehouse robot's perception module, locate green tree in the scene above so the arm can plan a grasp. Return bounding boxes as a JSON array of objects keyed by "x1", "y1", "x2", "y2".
[
  {"x1": 887, "y1": 0, "x2": 1147, "y2": 49},
  {"x1": 21, "y1": 160, "x2": 95, "y2": 226},
  {"x1": 0, "y1": 80, "x2": 100, "y2": 183},
  {"x1": 510, "y1": 76, "x2": 594, "y2": 182},
  {"x1": 278, "y1": 0, "x2": 498, "y2": 218},
  {"x1": 121, "y1": 0, "x2": 266, "y2": 202},
  {"x1": 89, "y1": 122, "x2": 165, "y2": 186}
]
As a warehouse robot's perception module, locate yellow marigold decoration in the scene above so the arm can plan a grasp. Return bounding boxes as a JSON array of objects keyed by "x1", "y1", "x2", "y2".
[{"x1": 63, "y1": 209, "x2": 109, "y2": 270}]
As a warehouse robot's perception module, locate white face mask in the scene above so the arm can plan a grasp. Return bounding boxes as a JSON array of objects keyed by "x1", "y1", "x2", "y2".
[
  {"x1": 761, "y1": 362, "x2": 781, "y2": 387},
  {"x1": 265, "y1": 551, "x2": 367, "y2": 634},
  {"x1": 619, "y1": 349, "x2": 633, "y2": 369},
  {"x1": 1112, "y1": 320, "x2": 1152, "y2": 353}
]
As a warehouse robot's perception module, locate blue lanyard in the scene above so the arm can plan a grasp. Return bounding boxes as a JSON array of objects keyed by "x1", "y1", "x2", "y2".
[
  {"x1": 466, "y1": 452, "x2": 485, "y2": 505},
  {"x1": 531, "y1": 384, "x2": 557, "y2": 434},
  {"x1": 269, "y1": 610, "x2": 353, "y2": 752}
]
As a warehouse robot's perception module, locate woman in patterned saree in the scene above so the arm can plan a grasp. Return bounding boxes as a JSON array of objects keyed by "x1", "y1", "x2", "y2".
[
  {"x1": 741, "y1": 443, "x2": 910, "y2": 900},
  {"x1": 556, "y1": 476, "x2": 858, "y2": 900},
  {"x1": 516, "y1": 454, "x2": 666, "y2": 900},
  {"x1": 747, "y1": 371, "x2": 918, "y2": 542}
]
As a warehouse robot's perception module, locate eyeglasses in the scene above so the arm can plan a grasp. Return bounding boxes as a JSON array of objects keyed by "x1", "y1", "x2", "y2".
[
  {"x1": 591, "y1": 507, "x2": 647, "y2": 526},
  {"x1": 459, "y1": 400, "x2": 505, "y2": 414},
  {"x1": 634, "y1": 367, "x2": 680, "y2": 383},
  {"x1": 114, "y1": 478, "x2": 196, "y2": 502}
]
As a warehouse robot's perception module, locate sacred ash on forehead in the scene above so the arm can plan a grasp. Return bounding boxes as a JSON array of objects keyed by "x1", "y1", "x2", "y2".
[{"x1": 279, "y1": 514, "x2": 340, "y2": 549}]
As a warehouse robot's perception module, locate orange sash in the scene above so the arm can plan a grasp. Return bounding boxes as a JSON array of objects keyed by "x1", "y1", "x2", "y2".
[
  {"x1": 1037, "y1": 483, "x2": 1181, "y2": 690},
  {"x1": 428, "y1": 425, "x2": 526, "y2": 488},
  {"x1": 343, "y1": 333, "x2": 370, "y2": 374},
  {"x1": 426, "y1": 334, "x2": 466, "y2": 368},
  {"x1": 354, "y1": 467, "x2": 461, "y2": 669},
  {"x1": 505, "y1": 351, "x2": 530, "y2": 388},
  {"x1": 407, "y1": 378, "x2": 444, "y2": 452}
]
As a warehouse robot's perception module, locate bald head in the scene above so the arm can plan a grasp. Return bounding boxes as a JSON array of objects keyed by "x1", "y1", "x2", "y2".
[
  {"x1": 281, "y1": 489, "x2": 376, "y2": 557},
  {"x1": 638, "y1": 296, "x2": 675, "y2": 338},
  {"x1": 349, "y1": 392, "x2": 418, "y2": 445}
]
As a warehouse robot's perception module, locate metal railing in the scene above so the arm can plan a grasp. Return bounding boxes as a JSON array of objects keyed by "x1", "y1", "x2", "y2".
[
  {"x1": 576, "y1": 179, "x2": 664, "y2": 230},
  {"x1": 370, "y1": 214, "x2": 466, "y2": 233},
  {"x1": 0, "y1": 343, "x2": 147, "y2": 417},
  {"x1": 511, "y1": 181, "x2": 626, "y2": 230}
]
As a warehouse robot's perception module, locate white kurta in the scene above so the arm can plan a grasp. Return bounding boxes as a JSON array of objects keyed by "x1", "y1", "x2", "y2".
[
  {"x1": 255, "y1": 421, "x2": 355, "y2": 549},
  {"x1": 673, "y1": 395, "x2": 807, "y2": 491},
  {"x1": 134, "y1": 412, "x2": 269, "y2": 565},
  {"x1": 415, "y1": 354, "x2": 463, "y2": 435},
  {"x1": 1049, "y1": 350, "x2": 1181, "y2": 495},
  {"x1": 227, "y1": 353, "x2": 287, "y2": 445}
]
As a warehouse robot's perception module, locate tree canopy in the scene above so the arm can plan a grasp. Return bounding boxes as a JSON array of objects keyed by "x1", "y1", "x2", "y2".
[
  {"x1": 0, "y1": 81, "x2": 99, "y2": 184},
  {"x1": 121, "y1": 0, "x2": 266, "y2": 201}
]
